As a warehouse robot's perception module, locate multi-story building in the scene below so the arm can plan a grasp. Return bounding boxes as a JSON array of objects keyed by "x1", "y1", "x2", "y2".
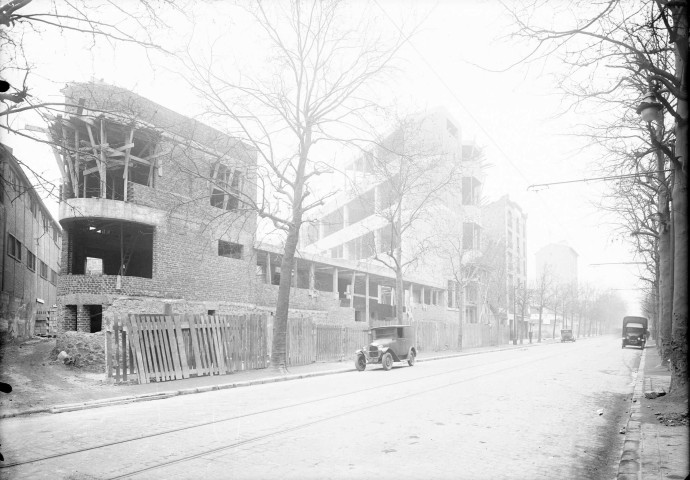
[
  {"x1": 301, "y1": 108, "x2": 486, "y2": 326},
  {"x1": 535, "y1": 241, "x2": 579, "y2": 287},
  {"x1": 49, "y1": 86, "x2": 504, "y2": 348},
  {"x1": 481, "y1": 195, "x2": 528, "y2": 328},
  {"x1": 1, "y1": 144, "x2": 62, "y2": 335},
  {"x1": 53, "y1": 82, "x2": 258, "y2": 331}
]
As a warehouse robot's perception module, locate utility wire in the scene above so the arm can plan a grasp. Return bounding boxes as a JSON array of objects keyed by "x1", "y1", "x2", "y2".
[{"x1": 528, "y1": 170, "x2": 673, "y2": 190}]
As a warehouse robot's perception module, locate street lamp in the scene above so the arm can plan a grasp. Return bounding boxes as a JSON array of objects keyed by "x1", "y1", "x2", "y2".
[{"x1": 635, "y1": 91, "x2": 663, "y2": 123}]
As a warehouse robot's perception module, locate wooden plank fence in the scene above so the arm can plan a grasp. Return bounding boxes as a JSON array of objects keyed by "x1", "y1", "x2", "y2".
[{"x1": 106, "y1": 313, "x2": 269, "y2": 384}]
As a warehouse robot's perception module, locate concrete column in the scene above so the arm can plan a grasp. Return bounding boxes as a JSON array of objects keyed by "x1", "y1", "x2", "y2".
[
  {"x1": 265, "y1": 254, "x2": 272, "y2": 284},
  {"x1": 365, "y1": 273, "x2": 370, "y2": 325},
  {"x1": 332, "y1": 267, "x2": 338, "y2": 298},
  {"x1": 350, "y1": 271, "x2": 356, "y2": 308},
  {"x1": 76, "y1": 305, "x2": 90, "y2": 332},
  {"x1": 62, "y1": 305, "x2": 77, "y2": 331},
  {"x1": 309, "y1": 263, "x2": 315, "y2": 291}
]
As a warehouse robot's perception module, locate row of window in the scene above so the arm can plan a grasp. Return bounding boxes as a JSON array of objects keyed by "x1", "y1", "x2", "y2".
[
  {"x1": 4, "y1": 165, "x2": 61, "y2": 245},
  {"x1": 6, "y1": 234, "x2": 58, "y2": 284}
]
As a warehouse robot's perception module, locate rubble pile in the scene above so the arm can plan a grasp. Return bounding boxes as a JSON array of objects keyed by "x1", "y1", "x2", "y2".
[
  {"x1": 51, "y1": 331, "x2": 105, "y2": 372},
  {"x1": 654, "y1": 412, "x2": 689, "y2": 427}
]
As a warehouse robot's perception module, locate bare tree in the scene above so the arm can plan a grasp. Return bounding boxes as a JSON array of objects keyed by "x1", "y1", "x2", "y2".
[
  {"x1": 180, "y1": 1, "x2": 408, "y2": 372},
  {"x1": 531, "y1": 265, "x2": 555, "y2": 342},
  {"x1": 439, "y1": 233, "x2": 496, "y2": 349},
  {"x1": 1, "y1": 0, "x2": 179, "y2": 118},
  {"x1": 508, "y1": 0, "x2": 687, "y2": 390}
]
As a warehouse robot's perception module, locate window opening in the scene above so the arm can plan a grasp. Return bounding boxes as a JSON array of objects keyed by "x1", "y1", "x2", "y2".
[
  {"x1": 218, "y1": 240, "x2": 243, "y2": 259},
  {"x1": 7, "y1": 234, "x2": 22, "y2": 261},
  {"x1": 87, "y1": 305, "x2": 103, "y2": 332},
  {"x1": 26, "y1": 250, "x2": 36, "y2": 271},
  {"x1": 210, "y1": 163, "x2": 242, "y2": 211},
  {"x1": 86, "y1": 257, "x2": 103, "y2": 275}
]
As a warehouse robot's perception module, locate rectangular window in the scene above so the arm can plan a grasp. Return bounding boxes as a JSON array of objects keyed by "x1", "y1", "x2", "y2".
[
  {"x1": 39, "y1": 260, "x2": 48, "y2": 279},
  {"x1": 209, "y1": 163, "x2": 242, "y2": 211},
  {"x1": 346, "y1": 232, "x2": 375, "y2": 260},
  {"x1": 29, "y1": 196, "x2": 37, "y2": 217},
  {"x1": 463, "y1": 223, "x2": 481, "y2": 250},
  {"x1": 218, "y1": 240, "x2": 243, "y2": 259},
  {"x1": 7, "y1": 234, "x2": 21, "y2": 261},
  {"x1": 26, "y1": 250, "x2": 36, "y2": 271},
  {"x1": 50, "y1": 269, "x2": 58, "y2": 285},
  {"x1": 322, "y1": 208, "x2": 344, "y2": 238},
  {"x1": 346, "y1": 189, "x2": 375, "y2": 225},
  {"x1": 85, "y1": 257, "x2": 103, "y2": 275},
  {"x1": 330, "y1": 244, "x2": 343, "y2": 259}
]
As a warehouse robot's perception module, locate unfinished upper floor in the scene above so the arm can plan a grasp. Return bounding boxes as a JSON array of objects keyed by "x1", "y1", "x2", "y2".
[{"x1": 51, "y1": 83, "x2": 257, "y2": 229}]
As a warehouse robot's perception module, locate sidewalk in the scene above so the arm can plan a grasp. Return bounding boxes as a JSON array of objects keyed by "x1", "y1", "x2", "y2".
[
  {"x1": 618, "y1": 342, "x2": 689, "y2": 479},
  {"x1": 1, "y1": 338, "x2": 554, "y2": 418}
]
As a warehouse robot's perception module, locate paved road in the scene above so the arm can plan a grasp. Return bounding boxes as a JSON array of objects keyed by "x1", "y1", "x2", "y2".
[{"x1": 0, "y1": 336, "x2": 640, "y2": 480}]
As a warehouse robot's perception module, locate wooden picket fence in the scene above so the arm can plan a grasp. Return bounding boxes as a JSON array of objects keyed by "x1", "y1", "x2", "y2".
[
  {"x1": 314, "y1": 325, "x2": 369, "y2": 362},
  {"x1": 106, "y1": 314, "x2": 268, "y2": 384}
]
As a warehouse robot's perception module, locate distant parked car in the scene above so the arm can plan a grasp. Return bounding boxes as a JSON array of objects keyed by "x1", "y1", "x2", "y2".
[
  {"x1": 622, "y1": 316, "x2": 648, "y2": 349},
  {"x1": 355, "y1": 325, "x2": 417, "y2": 371},
  {"x1": 560, "y1": 329, "x2": 576, "y2": 342}
]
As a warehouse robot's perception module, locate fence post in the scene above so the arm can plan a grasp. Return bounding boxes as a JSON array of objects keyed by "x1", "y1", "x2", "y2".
[
  {"x1": 312, "y1": 324, "x2": 317, "y2": 363},
  {"x1": 340, "y1": 326, "x2": 345, "y2": 362},
  {"x1": 105, "y1": 316, "x2": 113, "y2": 382}
]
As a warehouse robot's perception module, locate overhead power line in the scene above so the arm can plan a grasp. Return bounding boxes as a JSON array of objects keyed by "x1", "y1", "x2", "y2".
[{"x1": 528, "y1": 170, "x2": 674, "y2": 191}]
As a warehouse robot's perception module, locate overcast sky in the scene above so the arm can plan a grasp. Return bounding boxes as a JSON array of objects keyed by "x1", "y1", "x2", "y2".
[{"x1": 2, "y1": 0, "x2": 644, "y2": 312}]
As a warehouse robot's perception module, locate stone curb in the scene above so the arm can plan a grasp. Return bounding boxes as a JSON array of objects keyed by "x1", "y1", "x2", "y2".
[
  {"x1": 1, "y1": 338, "x2": 557, "y2": 419},
  {"x1": 617, "y1": 347, "x2": 646, "y2": 479}
]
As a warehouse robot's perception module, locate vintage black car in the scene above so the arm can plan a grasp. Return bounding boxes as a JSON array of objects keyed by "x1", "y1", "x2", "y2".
[
  {"x1": 622, "y1": 316, "x2": 649, "y2": 349},
  {"x1": 560, "y1": 329, "x2": 576, "y2": 342},
  {"x1": 355, "y1": 325, "x2": 417, "y2": 371}
]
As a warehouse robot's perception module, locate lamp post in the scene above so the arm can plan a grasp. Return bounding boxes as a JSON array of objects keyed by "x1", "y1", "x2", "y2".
[{"x1": 635, "y1": 88, "x2": 672, "y2": 363}]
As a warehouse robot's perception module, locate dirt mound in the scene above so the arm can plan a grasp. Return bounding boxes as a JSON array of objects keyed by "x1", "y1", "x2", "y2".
[{"x1": 51, "y1": 331, "x2": 106, "y2": 372}]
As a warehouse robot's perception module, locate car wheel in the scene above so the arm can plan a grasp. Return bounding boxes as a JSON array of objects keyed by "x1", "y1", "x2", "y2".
[
  {"x1": 355, "y1": 354, "x2": 366, "y2": 371},
  {"x1": 407, "y1": 350, "x2": 416, "y2": 366},
  {"x1": 382, "y1": 352, "x2": 393, "y2": 371}
]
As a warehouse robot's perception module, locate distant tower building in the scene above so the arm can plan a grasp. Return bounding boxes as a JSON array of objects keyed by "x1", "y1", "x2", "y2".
[{"x1": 535, "y1": 241, "x2": 578, "y2": 287}]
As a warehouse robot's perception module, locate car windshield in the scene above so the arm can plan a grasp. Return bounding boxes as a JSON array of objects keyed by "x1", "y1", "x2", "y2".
[
  {"x1": 627, "y1": 327, "x2": 645, "y2": 335},
  {"x1": 373, "y1": 327, "x2": 396, "y2": 340}
]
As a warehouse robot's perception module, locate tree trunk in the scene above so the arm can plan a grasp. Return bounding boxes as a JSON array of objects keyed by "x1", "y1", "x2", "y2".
[
  {"x1": 669, "y1": 4, "x2": 688, "y2": 392},
  {"x1": 271, "y1": 130, "x2": 310, "y2": 372},
  {"x1": 670, "y1": 169, "x2": 687, "y2": 390},
  {"x1": 458, "y1": 282, "x2": 465, "y2": 350},
  {"x1": 271, "y1": 221, "x2": 300, "y2": 372},
  {"x1": 395, "y1": 264, "x2": 404, "y2": 324},
  {"x1": 655, "y1": 114, "x2": 673, "y2": 365},
  {"x1": 538, "y1": 306, "x2": 543, "y2": 343},
  {"x1": 552, "y1": 309, "x2": 557, "y2": 339}
]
